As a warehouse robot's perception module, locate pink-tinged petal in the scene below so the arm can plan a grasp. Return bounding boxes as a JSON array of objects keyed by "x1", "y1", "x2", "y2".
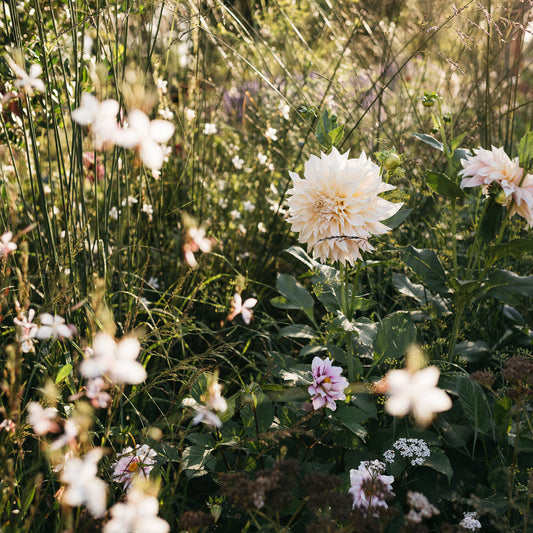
[{"x1": 149, "y1": 120, "x2": 175, "y2": 143}]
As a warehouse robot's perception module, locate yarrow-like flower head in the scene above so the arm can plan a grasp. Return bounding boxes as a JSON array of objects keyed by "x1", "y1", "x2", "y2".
[
  {"x1": 459, "y1": 146, "x2": 533, "y2": 228},
  {"x1": 460, "y1": 511, "x2": 482, "y2": 531},
  {"x1": 348, "y1": 460, "x2": 394, "y2": 515},
  {"x1": 308, "y1": 357, "x2": 349, "y2": 411},
  {"x1": 287, "y1": 148, "x2": 402, "y2": 265}
]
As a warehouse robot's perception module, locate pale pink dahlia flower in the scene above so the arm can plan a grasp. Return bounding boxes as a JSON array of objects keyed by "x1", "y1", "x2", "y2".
[
  {"x1": 459, "y1": 146, "x2": 533, "y2": 228},
  {"x1": 112, "y1": 444, "x2": 157, "y2": 489},
  {"x1": 287, "y1": 147, "x2": 402, "y2": 265},
  {"x1": 308, "y1": 356, "x2": 349, "y2": 411},
  {"x1": 349, "y1": 460, "x2": 394, "y2": 515}
]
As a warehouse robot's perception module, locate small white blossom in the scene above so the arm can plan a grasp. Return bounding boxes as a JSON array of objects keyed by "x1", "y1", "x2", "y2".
[
  {"x1": 6, "y1": 56, "x2": 45, "y2": 95},
  {"x1": 61, "y1": 448, "x2": 108, "y2": 518},
  {"x1": 35, "y1": 314, "x2": 74, "y2": 340},
  {"x1": 0, "y1": 231, "x2": 17, "y2": 257},
  {"x1": 158, "y1": 108, "x2": 173, "y2": 120},
  {"x1": 227, "y1": 293, "x2": 257, "y2": 325},
  {"x1": 257, "y1": 222, "x2": 267, "y2": 233},
  {"x1": 278, "y1": 102, "x2": 290, "y2": 120},
  {"x1": 14, "y1": 306, "x2": 37, "y2": 353},
  {"x1": 185, "y1": 108, "x2": 196, "y2": 121},
  {"x1": 109, "y1": 206, "x2": 119, "y2": 220},
  {"x1": 257, "y1": 153, "x2": 268, "y2": 165},
  {"x1": 27, "y1": 402, "x2": 59, "y2": 435},
  {"x1": 243, "y1": 200, "x2": 255, "y2": 211},
  {"x1": 230, "y1": 210, "x2": 241, "y2": 220},
  {"x1": 392, "y1": 438, "x2": 430, "y2": 466},
  {"x1": 232, "y1": 155, "x2": 244, "y2": 169},
  {"x1": 203, "y1": 122, "x2": 217, "y2": 135},
  {"x1": 122, "y1": 196, "x2": 138, "y2": 207},
  {"x1": 383, "y1": 449, "x2": 395, "y2": 463},
  {"x1": 460, "y1": 511, "x2": 482, "y2": 531},
  {"x1": 264, "y1": 127, "x2": 278, "y2": 141}
]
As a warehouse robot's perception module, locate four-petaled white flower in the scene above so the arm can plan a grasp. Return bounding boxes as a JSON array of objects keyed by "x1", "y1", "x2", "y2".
[
  {"x1": 183, "y1": 227, "x2": 215, "y2": 268},
  {"x1": 0, "y1": 231, "x2": 17, "y2": 257},
  {"x1": 383, "y1": 366, "x2": 452, "y2": 427},
  {"x1": 35, "y1": 314, "x2": 74, "y2": 340},
  {"x1": 80, "y1": 332, "x2": 147, "y2": 385},
  {"x1": 27, "y1": 402, "x2": 59, "y2": 435},
  {"x1": 227, "y1": 293, "x2": 257, "y2": 325},
  {"x1": 72, "y1": 93, "x2": 121, "y2": 149},
  {"x1": 104, "y1": 485, "x2": 170, "y2": 533},
  {"x1": 287, "y1": 148, "x2": 402, "y2": 265},
  {"x1": 13, "y1": 306, "x2": 37, "y2": 353},
  {"x1": 115, "y1": 110, "x2": 174, "y2": 170},
  {"x1": 6, "y1": 56, "x2": 45, "y2": 96},
  {"x1": 60, "y1": 448, "x2": 108, "y2": 518},
  {"x1": 203, "y1": 122, "x2": 217, "y2": 135}
]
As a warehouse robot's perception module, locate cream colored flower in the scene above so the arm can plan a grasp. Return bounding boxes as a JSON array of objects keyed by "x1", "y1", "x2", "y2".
[
  {"x1": 287, "y1": 148, "x2": 402, "y2": 265},
  {"x1": 459, "y1": 146, "x2": 533, "y2": 228},
  {"x1": 384, "y1": 366, "x2": 452, "y2": 427}
]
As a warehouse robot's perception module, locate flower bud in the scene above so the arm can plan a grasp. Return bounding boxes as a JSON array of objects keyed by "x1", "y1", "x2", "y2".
[
  {"x1": 210, "y1": 505, "x2": 222, "y2": 522},
  {"x1": 383, "y1": 153, "x2": 401, "y2": 171},
  {"x1": 495, "y1": 189, "x2": 508, "y2": 205}
]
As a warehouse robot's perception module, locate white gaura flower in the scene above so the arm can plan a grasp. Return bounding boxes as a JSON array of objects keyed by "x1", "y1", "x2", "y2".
[
  {"x1": 383, "y1": 366, "x2": 452, "y2": 427},
  {"x1": 80, "y1": 332, "x2": 147, "y2": 385},
  {"x1": 6, "y1": 56, "x2": 45, "y2": 96},
  {"x1": 13, "y1": 306, "x2": 37, "y2": 353},
  {"x1": 35, "y1": 313, "x2": 74, "y2": 340},
  {"x1": 60, "y1": 448, "x2": 107, "y2": 518},
  {"x1": 182, "y1": 227, "x2": 215, "y2": 268},
  {"x1": 203, "y1": 122, "x2": 217, "y2": 135},
  {"x1": 0, "y1": 231, "x2": 17, "y2": 257},
  {"x1": 287, "y1": 148, "x2": 402, "y2": 265},
  {"x1": 459, "y1": 146, "x2": 533, "y2": 228},
  {"x1": 104, "y1": 485, "x2": 170, "y2": 533},
  {"x1": 72, "y1": 93, "x2": 120, "y2": 149},
  {"x1": 27, "y1": 402, "x2": 59, "y2": 435},
  {"x1": 115, "y1": 110, "x2": 174, "y2": 170},
  {"x1": 227, "y1": 293, "x2": 257, "y2": 325},
  {"x1": 264, "y1": 127, "x2": 278, "y2": 141}
]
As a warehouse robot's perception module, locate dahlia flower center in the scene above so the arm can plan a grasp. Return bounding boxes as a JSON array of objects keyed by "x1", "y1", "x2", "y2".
[
  {"x1": 322, "y1": 376, "x2": 332, "y2": 384},
  {"x1": 313, "y1": 196, "x2": 345, "y2": 219},
  {"x1": 127, "y1": 459, "x2": 141, "y2": 472}
]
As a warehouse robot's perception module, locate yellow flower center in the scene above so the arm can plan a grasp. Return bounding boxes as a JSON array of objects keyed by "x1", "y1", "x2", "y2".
[
  {"x1": 323, "y1": 377, "x2": 332, "y2": 384},
  {"x1": 127, "y1": 459, "x2": 141, "y2": 472}
]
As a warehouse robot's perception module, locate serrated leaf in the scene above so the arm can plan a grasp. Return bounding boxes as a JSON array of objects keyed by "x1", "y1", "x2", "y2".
[
  {"x1": 400, "y1": 245, "x2": 449, "y2": 296},
  {"x1": 410, "y1": 133, "x2": 444, "y2": 152},
  {"x1": 373, "y1": 312, "x2": 416, "y2": 358},
  {"x1": 426, "y1": 170, "x2": 464, "y2": 198},
  {"x1": 55, "y1": 363, "x2": 73, "y2": 385}
]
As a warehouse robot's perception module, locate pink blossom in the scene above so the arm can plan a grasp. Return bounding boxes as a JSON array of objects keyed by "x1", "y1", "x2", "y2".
[
  {"x1": 112, "y1": 444, "x2": 157, "y2": 489},
  {"x1": 0, "y1": 232, "x2": 17, "y2": 257},
  {"x1": 183, "y1": 227, "x2": 215, "y2": 268},
  {"x1": 27, "y1": 402, "x2": 59, "y2": 435},
  {"x1": 349, "y1": 460, "x2": 394, "y2": 515},
  {"x1": 308, "y1": 357, "x2": 349, "y2": 411},
  {"x1": 227, "y1": 293, "x2": 257, "y2": 325}
]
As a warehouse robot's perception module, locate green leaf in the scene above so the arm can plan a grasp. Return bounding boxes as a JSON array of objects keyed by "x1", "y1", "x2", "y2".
[
  {"x1": 278, "y1": 324, "x2": 317, "y2": 339},
  {"x1": 478, "y1": 197, "x2": 504, "y2": 245},
  {"x1": 518, "y1": 131, "x2": 533, "y2": 173},
  {"x1": 454, "y1": 340, "x2": 490, "y2": 362},
  {"x1": 423, "y1": 448, "x2": 453, "y2": 482},
  {"x1": 181, "y1": 445, "x2": 215, "y2": 478},
  {"x1": 333, "y1": 405, "x2": 369, "y2": 440},
  {"x1": 487, "y1": 239, "x2": 533, "y2": 263},
  {"x1": 400, "y1": 245, "x2": 449, "y2": 296},
  {"x1": 426, "y1": 170, "x2": 464, "y2": 198},
  {"x1": 315, "y1": 109, "x2": 340, "y2": 148},
  {"x1": 494, "y1": 396, "x2": 512, "y2": 441},
  {"x1": 483, "y1": 269, "x2": 533, "y2": 304},
  {"x1": 392, "y1": 272, "x2": 450, "y2": 315},
  {"x1": 55, "y1": 363, "x2": 73, "y2": 385},
  {"x1": 410, "y1": 133, "x2": 444, "y2": 152},
  {"x1": 373, "y1": 312, "x2": 416, "y2": 359},
  {"x1": 456, "y1": 376, "x2": 493, "y2": 438},
  {"x1": 381, "y1": 208, "x2": 412, "y2": 229},
  {"x1": 274, "y1": 273, "x2": 314, "y2": 322},
  {"x1": 450, "y1": 132, "x2": 467, "y2": 153},
  {"x1": 285, "y1": 246, "x2": 320, "y2": 269},
  {"x1": 328, "y1": 125, "x2": 344, "y2": 147}
]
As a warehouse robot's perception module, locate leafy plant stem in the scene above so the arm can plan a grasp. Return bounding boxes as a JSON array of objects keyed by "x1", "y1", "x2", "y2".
[{"x1": 447, "y1": 300, "x2": 465, "y2": 360}]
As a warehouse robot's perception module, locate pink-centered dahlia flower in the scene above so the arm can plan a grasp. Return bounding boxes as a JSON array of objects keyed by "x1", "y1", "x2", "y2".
[
  {"x1": 308, "y1": 356, "x2": 349, "y2": 411},
  {"x1": 459, "y1": 146, "x2": 533, "y2": 228},
  {"x1": 287, "y1": 148, "x2": 402, "y2": 265}
]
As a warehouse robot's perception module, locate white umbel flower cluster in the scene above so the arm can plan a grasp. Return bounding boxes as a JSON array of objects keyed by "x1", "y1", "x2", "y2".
[
  {"x1": 383, "y1": 438, "x2": 431, "y2": 466},
  {"x1": 287, "y1": 148, "x2": 402, "y2": 265}
]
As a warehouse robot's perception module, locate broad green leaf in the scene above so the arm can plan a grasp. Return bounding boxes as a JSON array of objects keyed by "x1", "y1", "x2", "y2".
[
  {"x1": 454, "y1": 340, "x2": 490, "y2": 362},
  {"x1": 351, "y1": 317, "x2": 378, "y2": 346},
  {"x1": 333, "y1": 405, "x2": 369, "y2": 440},
  {"x1": 275, "y1": 273, "x2": 314, "y2": 322},
  {"x1": 181, "y1": 445, "x2": 215, "y2": 478},
  {"x1": 478, "y1": 197, "x2": 504, "y2": 245},
  {"x1": 285, "y1": 245, "x2": 320, "y2": 269},
  {"x1": 494, "y1": 396, "x2": 512, "y2": 441},
  {"x1": 392, "y1": 272, "x2": 450, "y2": 315},
  {"x1": 381, "y1": 208, "x2": 412, "y2": 229},
  {"x1": 423, "y1": 448, "x2": 453, "y2": 482},
  {"x1": 400, "y1": 245, "x2": 449, "y2": 296},
  {"x1": 450, "y1": 132, "x2": 467, "y2": 152},
  {"x1": 487, "y1": 239, "x2": 533, "y2": 263},
  {"x1": 456, "y1": 376, "x2": 493, "y2": 438},
  {"x1": 241, "y1": 399, "x2": 274, "y2": 434},
  {"x1": 410, "y1": 133, "x2": 444, "y2": 152},
  {"x1": 373, "y1": 312, "x2": 416, "y2": 358},
  {"x1": 278, "y1": 324, "x2": 317, "y2": 339},
  {"x1": 483, "y1": 269, "x2": 533, "y2": 304},
  {"x1": 55, "y1": 363, "x2": 73, "y2": 384},
  {"x1": 328, "y1": 125, "x2": 344, "y2": 147},
  {"x1": 316, "y1": 109, "x2": 339, "y2": 148},
  {"x1": 426, "y1": 170, "x2": 464, "y2": 198},
  {"x1": 518, "y1": 131, "x2": 533, "y2": 173}
]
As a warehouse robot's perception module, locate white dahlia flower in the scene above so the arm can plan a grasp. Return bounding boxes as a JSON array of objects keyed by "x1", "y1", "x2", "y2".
[{"x1": 287, "y1": 148, "x2": 402, "y2": 265}]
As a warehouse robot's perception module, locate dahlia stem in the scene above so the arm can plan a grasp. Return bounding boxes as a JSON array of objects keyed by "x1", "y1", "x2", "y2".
[{"x1": 339, "y1": 263, "x2": 355, "y2": 381}]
